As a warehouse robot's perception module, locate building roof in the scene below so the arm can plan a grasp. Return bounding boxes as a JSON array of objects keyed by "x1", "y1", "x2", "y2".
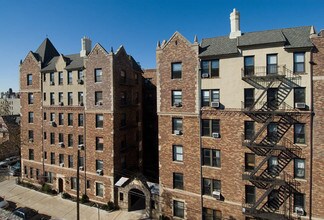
[
  {"x1": 200, "y1": 26, "x2": 314, "y2": 57},
  {"x1": 41, "y1": 54, "x2": 84, "y2": 72},
  {"x1": 35, "y1": 38, "x2": 59, "y2": 64}
]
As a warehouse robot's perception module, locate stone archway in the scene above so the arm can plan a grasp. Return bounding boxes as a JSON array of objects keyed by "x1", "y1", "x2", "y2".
[{"x1": 128, "y1": 188, "x2": 146, "y2": 211}]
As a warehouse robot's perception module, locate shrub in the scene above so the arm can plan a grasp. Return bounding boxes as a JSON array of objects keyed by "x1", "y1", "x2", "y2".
[
  {"x1": 107, "y1": 201, "x2": 115, "y2": 211},
  {"x1": 41, "y1": 183, "x2": 52, "y2": 194},
  {"x1": 81, "y1": 194, "x2": 89, "y2": 204},
  {"x1": 62, "y1": 192, "x2": 72, "y2": 199}
]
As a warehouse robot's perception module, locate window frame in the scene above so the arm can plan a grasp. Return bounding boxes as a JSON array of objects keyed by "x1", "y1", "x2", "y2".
[
  {"x1": 172, "y1": 90, "x2": 182, "y2": 107},
  {"x1": 201, "y1": 119, "x2": 220, "y2": 137},
  {"x1": 96, "y1": 137, "x2": 104, "y2": 151},
  {"x1": 245, "y1": 153, "x2": 255, "y2": 171},
  {"x1": 201, "y1": 59, "x2": 219, "y2": 78},
  {"x1": 27, "y1": 74, "x2": 33, "y2": 86},
  {"x1": 294, "y1": 123, "x2": 305, "y2": 144},
  {"x1": 245, "y1": 185, "x2": 256, "y2": 204},
  {"x1": 173, "y1": 200, "x2": 184, "y2": 218},
  {"x1": 96, "y1": 114, "x2": 103, "y2": 128},
  {"x1": 202, "y1": 148, "x2": 221, "y2": 167},
  {"x1": 294, "y1": 52, "x2": 305, "y2": 73},
  {"x1": 201, "y1": 89, "x2": 220, "y2": 107},
  {"x1": 96, "y1": 182, "x2": 104, "y2": 197},
  {"x1": 172, "y1": 117, "x2": 183, "y2": 134},
  {"x1": 173, "y1": 145, "x2": 183, "y2": 162},
  {"x1": 95, "y1": 68, "x2": 103, "y2": 83},
  {"x1": 294, "y1": 159, "x2": 305, "y2": 179},
  {"x1": 171, "y1": 62, "x2": 182, "y2": 79},
  {"x1": 173, "y1": 172, "x2": 184, "y2": 190},
  {"x1": 203, "y1": 178, "x2": 221, "y2": 196}
]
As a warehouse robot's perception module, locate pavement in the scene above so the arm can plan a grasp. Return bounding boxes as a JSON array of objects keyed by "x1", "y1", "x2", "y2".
[{"x1": 0, "y1": 178, "x2": 149, "y2": 220}]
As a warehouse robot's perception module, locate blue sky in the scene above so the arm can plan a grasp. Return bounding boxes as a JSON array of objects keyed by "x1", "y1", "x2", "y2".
[{"x1": 0, "y1": 0, "x2": 323, "y2": 92}]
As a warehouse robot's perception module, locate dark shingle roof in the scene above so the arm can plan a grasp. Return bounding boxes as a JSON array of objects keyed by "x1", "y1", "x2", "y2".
[
  {"x1": 35, "y1": 38, "x2": 59, "y2": 64},
  {"x1": 41, "y1": 54, "x2": 84, "y2": 72},
  {"x1": 200, "y1": 26, "x2": 313, "y2": 57}
]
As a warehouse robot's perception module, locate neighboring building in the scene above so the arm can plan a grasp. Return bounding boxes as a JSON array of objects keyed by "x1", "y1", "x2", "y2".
[
  {"x1": 157, "y1": 9, "x2": 324, "y2": 220},
  {"x1": 19, "y1": 37, "x2": 144, "y2": 207},
  {"x1": 0, "y1": 88, "x2": 21, "y2": 116},
  {"x1": 0, "y1": 115, "x2": 20, "y2": 160}
]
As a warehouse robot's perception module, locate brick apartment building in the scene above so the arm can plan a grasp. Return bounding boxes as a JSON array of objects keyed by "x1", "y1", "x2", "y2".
[
  {"x1": 19, "y1": 37, "x2": 144, "y2": 205},
  {"x1": 157, "y1": 9, "x2": 324, "y2": 220}
]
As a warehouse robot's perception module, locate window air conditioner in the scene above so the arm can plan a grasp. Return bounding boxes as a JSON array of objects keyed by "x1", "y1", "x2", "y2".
[
  {"x1": 174, "y1": 102, "x2": 182, "y2": 107},
  {"x1": 77, "y1": 79, "x2": 84, "y2": 85},
  {"x1": 50, "y1": 81, "x2": 55, "y2": 85},
  {"x1": 212, "y1": 190, "x2": 221, "y2": 200},
  {"x1": 212, "y1": 132, "x2": 220, "y2": 138},
  {"x1": 295, "y1": 102, "x2": 306, "y2": 109},
  {"x1": 174, "y1": 130, "x2": 182, "y2": 135},
  {"x1": 79, "y1": 102, "x2": 84, "y2": 106},
  {"x1": 59, "y1": 163, "x2": 64, "y2": 167},
  {"x1": 58, "y1": 142, "x2": 64, "y2": 147},
  {"x1": 49, "y1": 121, "x2": 55, "y2": 126},
  {"x1": 78, "y1": 144, "x2": 84, "y2": 150},
  {"x1": 29, "y1": 138, "x2": 34, "y2": 143},
  {"x1": 211, "y1": 101, "x2": 220, "y2": 108},
  {"x1": 79, "y1": 166, "x2": 84, "y2": 171},
  {"x1": 96, "y1": 101, "x2": 103, "y2": 106},
  {"x1": 202, "y1": 73, "x2": 209, "y2": 78},
  {"x1": 295, "y1": 207, "x2": 304, "y2": 216},
  {"x1": 96, "y1": 169, "x2": 103, "y2": 176},
  {"x1": 59, "y1": 102, "x2": 64, "y2": 106}
]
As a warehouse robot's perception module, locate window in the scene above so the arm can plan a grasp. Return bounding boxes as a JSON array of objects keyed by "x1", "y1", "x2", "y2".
[
  {"x1": 68, "y1": 134, "x2": 73, "y2": 147},
  {"x1": 96, "y1": 114, "x2": 103, "y2": 128},
  {"x1": 96, "y1": 137, "x2": 104, "y2": 151},
  {"x1": 71, "y1": 177, "x2": 77, "y2": 190},
  {"x1": 78, "y1": 135, "x2": 84, "y2": 145},
  {"x1": 294, "y1": 124, "x2": 305, "y2": 144},
  {"x1": 201, "y1": 90, "x2": 220, "y2": 107},
  {"x1": 59, "y1": 154, "x2": 64, "y2": 164},
  {"x1": 28, "y1": 130, "x2": 34, "y2": 142},
  {"x1": 244, "y1": 88, "x2": 255, "y2": 108},
  {"x1": 121, "y1": 113, "x2": 126, "y2": 127},
  {"x1": 173, "y1": 173, "x2": 183, "y2": 189},
  {"x1": 294, "y1": 193, "x2": 305, "y2": 210},
  {"x1": 78, "y1": 92, "x2": 84, "y2": 105},
  {"x1": 173, "y1": 145, "x2": 183, "y2": 162},
  {"x1": 24, "y1": 166, "x2": 27, "y2": 177},
  {"x1": 43, "y1": 132, "x2": 47, "y2": 140},
  {"x1": 121, "y1": 135, "x2": 126, "y2": 149},
  {"x1": 68, "y1": 155, "x2": 73, "y2": 168},
  {"x1": 50, "y1": 72, "x2": 54, "y2": 84},
  {"x1": 67, "y1": 71, "x2": 73, "y2": 84},
  {"x1": 202, "y1": 119, "x2": 220, "y2": 137},
  {"x1": 96, "y1": 182, "x2": 104, "y2": 197},
  {"x1": 58, "y1": 72, "x2": 63, "y2": 85},
  {"x1": 78, "y1": 114, "x2": 84, "y2": 127},
  {"x1": 267, "y1": 54, "x2": 278, "y2": 75},
  {"x1": 28, "y1": 112, "x2": 34, "y2": 123},
  {"x1": 30, "y1": 168, "x2": 34, "y2": 178},
  {"x1": 244, "y1": 56, "x2": 255, "y2": 76},
  {"x1": 245, "y1": 185, "x2": 255, "y2": 204},
  {"x1": 27, "y1": 74, "x2": 33, "y2": 85},
  {"x1": 203, "y1": 178, "x2": 221, "y2": 196},
  {"x1": 87, "y1": 180, "x2": 91, "y2": 189},
  {"x1": 203, "y1": 149, "x2": 221, "y2": 167},
  {"x1": 294, "y1": 87, "x2": 306, "y2": 107},
  {"x1": 43, "y1": 92, "x2": 46, "y2": 101},
  {"x1": 79, "y1": 156, "x2": 84, "y2": 167},
  {"x1": 29, "y1": 149, "x2": 34, "y2": 160},
  {"x1": 50, "y1": 92, "x2": 55, "y2": 105},
  {"x1": 50, "y1": 133, "x2": 55, "y2": 145},
  {"x1": 173, "y1": 200, "x2": 184, "y2": 218},
  {"x1": 28, "y1": 93, "x2": 34, "y2": 104},
  {"x1": 36, "y1": 169, "x2": 39, "y2": 180},
  {"x1": 120, "y1": 92, "x2": 127, "y2": 105},
  {"x1": 95, "y1": 91, "x2": 103, "y2": 105},
  {"x1": 59, "y1": 113, "x2": 64, "y2": 125},
  {"x1": 78, "y1": 70, "x2": 84, "y2": 80},
  {"x1": 59, "y1": 133, "x2": 64, "y2": 143},
  {"x1": 294, "y1": 159, "x2": 305, "y2": 178},
  {"x1": 120, "y1": 70, "x2": 126, "y2": 83},
  {"x1": 172, "y1": 118, "x2": 183, "y2": 134},
  {"x1": 68, "y1": 92, "x2": 73, "y2": 105},
  {"x1": 44, "y1": 151, "x2": 47, "y2": 160},
  {"x1": 96, "y1": 160, "x2": 103, "y2": 170},
  {"x1": 267, "y1": 88, "x2": 278, "y2": 109},
  {"x1": 268, "y1": 156, "x2": 278, "y2": 175},
  {"x1": 294, "y1": 52, "x2": 305, "y2": 73},
  {"x1": 245, "y1": 153, "x2": 255, "y2": 171},
  {"x1": 171, "y1": 62, "x2": 182, "y2": 79},
  {"x1": 267, "y1": 122, "x2": 278, "y2": 141},
  {"x1": 201, "y1": 60, "x2": 219, "y2": 78},
  {"x1": 50, "y1": 112, "x2": 55, "y2": 122},
  {"x1": 95, "y1": 68, "x2": 102, "y2": 82},
  {"x1": 50, "y1": 152, "x2": 55, "y2": 164},
  {"x1": 203, "y1": 208, "x2": 222, "y2": 220},
  {"x1": 172, "y1": 90, "x2": 182, "y2": 106},
  {"x1": 268, "y1": 189, "x2": 280, "y2": 210},
  {"x1": 244, "y1": 121, "x2": 255, "y2": 140},
  {"x1": 68, "y1": 113, "x2": 73, "y2": 126},
  {"x1": 43, "y1": 73, "x2": 46, "y2": 82}
]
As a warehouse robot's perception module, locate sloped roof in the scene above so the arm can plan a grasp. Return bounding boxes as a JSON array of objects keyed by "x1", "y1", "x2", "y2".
[
  {"x1": 200, "y1": 26, "x2": 314, "y2": 57},
  {"x1": 35, "y1": 38, "x2": 59, "y2": 64},
  {"x1": 41, "y1": 54, "x2": 84, "y2": 72}
]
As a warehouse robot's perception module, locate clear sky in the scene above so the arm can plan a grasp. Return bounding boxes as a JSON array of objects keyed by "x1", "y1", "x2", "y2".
[{"x1": 0, "y1": 0, "x2": 323, "y2": 92}]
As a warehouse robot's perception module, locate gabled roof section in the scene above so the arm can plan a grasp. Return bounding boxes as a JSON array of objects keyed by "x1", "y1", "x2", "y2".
[
  {"x1": 282, "y1": 26, "x2": 314, "y2": 48},
  {"x1": 87, "y1": 43, "x2": 110, "y2": 58},
  {"x1": 41, "y1": 53, "x2": 84, "y2": 72},
  {"x1": 238, "y1": 30, "x2": 286, "y2": 46},
  {"x1": 35, "y1": 38, "x2": 59, "y2": 64},
  {"x1": 161, "y1": 31, "x2": 193, "y2": 50},
  {"x1": 200, "y1": 36, "x2": 238, "y2": 57},
  {"x1": 115, "y1": 45, "x2": 127, "y2": 56},
  {"x1": 129, "y1": 55, "x2": 143, "y2": 72}
]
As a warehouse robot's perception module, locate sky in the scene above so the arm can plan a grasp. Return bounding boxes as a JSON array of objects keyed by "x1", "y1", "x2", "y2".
[{"x1": 0, "y1": 0, "x2": 323, "y2": 93}]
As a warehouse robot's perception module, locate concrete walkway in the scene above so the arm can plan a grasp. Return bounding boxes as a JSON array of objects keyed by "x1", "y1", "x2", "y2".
[{"x1": 0, "y1": 178, "x2": 148, "y2": 220}]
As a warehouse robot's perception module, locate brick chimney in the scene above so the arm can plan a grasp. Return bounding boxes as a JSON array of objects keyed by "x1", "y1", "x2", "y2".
[
  {"x1": 229, "y1": 8, "x2": 242, "y2": 39},
  {"x1": 80, "y1": 36, "x2": 92, "y2": 57}
]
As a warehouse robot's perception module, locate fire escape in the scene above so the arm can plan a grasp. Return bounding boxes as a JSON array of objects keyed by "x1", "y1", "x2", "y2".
[{"x1": 241, "y1": 65, "x2": 303, "y2": 219}]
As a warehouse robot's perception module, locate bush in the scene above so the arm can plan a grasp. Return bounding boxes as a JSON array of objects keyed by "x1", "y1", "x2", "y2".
[
  {"x1": 81, "y1": 194, "x2": 89, "y2": 204},
  {"x1": 41, "y1": 183, "x2": 52, "y2": 194},
  {"x1": 62, "y1": 192, "x2": 72, "y2": 199},
  {"x1": 107, "y1": 201, "x2": 115, "y2": 211}
]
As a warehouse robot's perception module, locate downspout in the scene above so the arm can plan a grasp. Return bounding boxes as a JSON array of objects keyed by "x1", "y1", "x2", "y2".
[{"x1": 309, "y1": 49, "x2": 314, "y2": 220}]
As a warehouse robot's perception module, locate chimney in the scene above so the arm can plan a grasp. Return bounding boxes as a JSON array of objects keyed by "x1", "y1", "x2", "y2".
[
  {"x1": 229, "y1": 8, "x2": 242, "y2": 39},
  {"x1": 80, "y1": 36, "x2": 92, "y2": 57}
]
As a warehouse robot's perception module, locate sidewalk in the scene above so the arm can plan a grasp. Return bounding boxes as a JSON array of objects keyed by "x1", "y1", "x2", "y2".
[{"x1": 0, "y1": 178, "x2": 148, "y2": 220}]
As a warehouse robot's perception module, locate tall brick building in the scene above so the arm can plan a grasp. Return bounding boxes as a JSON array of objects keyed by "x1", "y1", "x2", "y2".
[
  {"x1": 157, "y1": 9, "x2": 324, "y2": 220},
  {"x1": 20, "y1": 37, "x2": 143, "y2": 204}
]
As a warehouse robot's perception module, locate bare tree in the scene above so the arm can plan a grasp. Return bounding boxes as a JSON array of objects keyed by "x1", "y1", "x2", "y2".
[{"x1": 0, "y1": 99, "x2": 10, "y2": 116}]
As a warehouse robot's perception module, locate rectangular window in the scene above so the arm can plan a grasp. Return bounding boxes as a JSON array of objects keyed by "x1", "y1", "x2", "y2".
[
  {"x1": 203, "y1": 208, "x2": 222, "y2": 220},
  {"x1": 96, "y1": 182, "x2": 104, "y2": 197},
  {"x1": 173, "y1": 145, "x2": 183, "y2": 162},
  {"x1": 120, "y1": 91, "x2": 127, "y2": 105},
  {"x1": 203, "y1": 178, "x2": 221, "y2": 196},
  {"x1": 79, "y1": 157, "x2": 84, "y2": 167},
  {"x1": 244, "y1": 88, "x2": 255, "y2": 108},
  {"x1": 244, "y1": 56, "x2": 255, "y2": 76},
  {"x1": 78, "y1": 114, "x2": 84, "y2": 127},
  {"x1": 173, "y1": 173, "x2": 184, "y2": 190},
  {"x1": 44, "y1": 151, "x2": 47, "y2": 160},
  {"x1": 201, "y1": 60, "x2": 219, "y2": 78},
  {"x1": 96, "y1": 137, "x2": 104, "y2": 151},
  {"x1": 245, "y1": 153, "x2": 255, "y2": 171},
  {"x1": 78, "y1": 92, "x2": 84, "y2": 105},
  {"x1": 201, "y1": 90, "x2": 220, "y2": 107},
  {"x1": 267, "y1": 54, "x2": 278, "y2": 75},
  {"x1": 50, "y1": 92, "x2": 55, "y2": 105},
  {"x1": 58, "y1": 72, "x2": 63, "y2": 85},
  {"x1": 78, "y1": 135, "x2": 84, "y2": 145},
  {"x1": 71, "y1": 177, "x2": 77, "y2": 190},
  {"x1": 171, "y1": 62, "x2": 182, "y2": 79},
  {"x1": 59, "y1": 133, "x2": 64, "y2": 143},
  {"x1": 50, "y1": 152, "x2": 55, "y2": 165},
  {"x1": 95, "y1": 68, "x2": 102, "y2": 83},
  {"x1": 172, "y1": 118, "x2": 183, "y2": 134},
  {"x1": 36, "y1": 169, "x2": 39, "y2": 180},
  {"x1": 121, "y1": 113, "x2": 126, "y2": 127},
  {"x1": 294, "y1": 159, "x2": 305, "y2": 179},
  {"x1": 95, "y1": 91, "x2": 103, "y2": 105},
  {"x1": 202, "y1": 119, "x2": 220, "y2": 137},
  {"x1": 78, "y1": 70, "x2": 84, "y2": 80},
  {"x1": 68, "y1": 134, "x2": 73, "y2": 147},
  {"x1": 29, "y1": 149, "x2": 34, "y2": 160},
  {"x1": 28, "y1": 93, "x2": 34, "y2": 104},
  {"x1": 267, "y1": 122, "x2": 278, "y2": 141},
  {"x1": 67, "y1": 71, "x2": 73, "y2": 84},
  {"x1": 244, "y1": 121, "x2": 255, "y2": 140},
  {"x1": 43, "y1": 92, "x2": 46, "y2": 101},
  {"x1": 294, "y1": 124, "x2": 305, "y2": 144},
  {"x1": 68, "y1": 92, "x2": 73, "y2": 105},
  {"x1": 57, "y1": 93, "x2": 63, "y2": 105},
  {"x1": 68, "y1": 113, "x2": 73, "y2": 126},
  {"x1": 50, "y1": 112, "x2": 55, "y2": 122},
  {"x1": 294, "y1": 52, "x2": 305, "y2": 73},
  {"x1": 120, "y1": 70, "x2": 126, "y2": 83},
  {"x1": 294, "y1": 87, "x2": 306, "y2": 108},
  {"x1": 96, "y1": 160, "x2": 103, "y2": 170},
  {"x1": 50, "y1": 72, "x2": 55, "y2": 85},
  {"x1": 27, "y1": 74, "x2": 33, "y2": 85},
  {"x1": 28, "y1": 112, "x2": 34, "y2": 123},
  {"x1": 173, "y1": 200, "x2": 184, "y2": 218},
  {"x1": 68, "y1": 155, "x2": 73, "y2": 168},
  {"x1": 87, "y1": 180, "x2": 91, "y2": 189},
  {"x1": 59, "y1": 113, "x2": 64, "y2": 125},
  {"x1": 245, "y1": 185, "x2": 256, "y2": 204},
  {"x1": 59, "y1": 154, "x2": 64, "y2": 164},
  {"x1": 294, "y1": 193, "x2": 305, "y2": 210},
  {"x1": 50, "y1": 133, "x2": 55, "y2": 145},
  {"x1": 268, "y1": 156, "x2": 278, "y2": 175},
  {"x1": 203, "y1": 149, "x2": 221, "y2": 167},
  {"x1": 28, "y1": 130, "x2": 34, "y2": 142},
  {"x1": 44, "y1": 132, "x2": 47, "y2": 140},
  {"x1": 29, "y1": 168, "x2": 33, "y2": 178},
  {"x1": 172, "y1": 90, "x2": 182, "y2": 107},
  {"x1": 96, "y1": 114, "x2": 103, "y2": 128}
]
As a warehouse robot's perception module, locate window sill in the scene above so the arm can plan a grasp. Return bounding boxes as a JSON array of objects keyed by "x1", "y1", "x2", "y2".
[
  {"x1": 295, "y1": 143, "x2": 307, "y2": 147},
  {"x1": 294, "y1": 72, "x2": 307, "y2": 75},
  {"x1": 294, "y1": 178, "x2": 307, "y2": 182},
  {"x1": 202, "y1": 165, "x2": 221, "y2": 170},
  {"x1": 173, "y1": 161, "x2": 184, "y2": 164}
]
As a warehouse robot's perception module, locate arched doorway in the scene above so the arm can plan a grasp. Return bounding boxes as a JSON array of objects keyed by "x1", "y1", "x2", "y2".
[
  {"x1": 58, "y1": 178, "x2": 63, "y2": 193},
  {"x1": 128, "y1": 188, "x2": 145, "y2": 211}
]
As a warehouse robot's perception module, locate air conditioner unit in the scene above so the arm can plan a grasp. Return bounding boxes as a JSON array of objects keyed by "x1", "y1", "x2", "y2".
[
  {"x1": 174, "y1": 130, "x2": 182, "y2": 135},
  {"x1": 29, "y1": 138, "x2": 34, "y2": 143},
  {"x1": 295, "y1": 207, "x2": 304, "y2": 216},
  {"x1": 79, "y1": 166, "x2": 84, "y2": 171},
  {"x1": 78, "y1": 144, "x2": 84, "y2": 150},
  {"x1": 212, "y1": 132, "x2": 220, "y2": 138},
  {"x1": 201, "y1": 73, "x2": 209, "y2": 78},
  {"x1": 58, "y1": 142, "x2": 64, "y2": 147},
  {"x1": 96, "y1": 101, "x2": 103, "y2": 106},
  {"x1": 77, "y1": 79, "x2": 84, "y2": 85},
  {"x1": 50, "y1": 81, "x2": 55, "y2": 85},
  {"x1": 49, "y1": 121, "x2": 55, "y2": 126},
  {"x1": 295, "y1": 102, "x2": 306, "y2": 109},
  {"x1": 211, "y1": 101, "x2": 220, "y2": 108},
  {"x1": 96, "y1": 169, "x2": 103, "y2": 176},
  {"x1": 59, "y1": 163, "x2": 64, "y2": 167},
  {"x1": 212, "y1": 190, "x2": 221, "y2": 200},
  {"x1": 59, "y1": 102, "x2": 64, "y2": 106},
  {"x1": 79, "y1": 102, "x2": 84, "y2": 106},
  {"x1": 174, "y1": 102, "x2": 182, "y2": 107}
]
